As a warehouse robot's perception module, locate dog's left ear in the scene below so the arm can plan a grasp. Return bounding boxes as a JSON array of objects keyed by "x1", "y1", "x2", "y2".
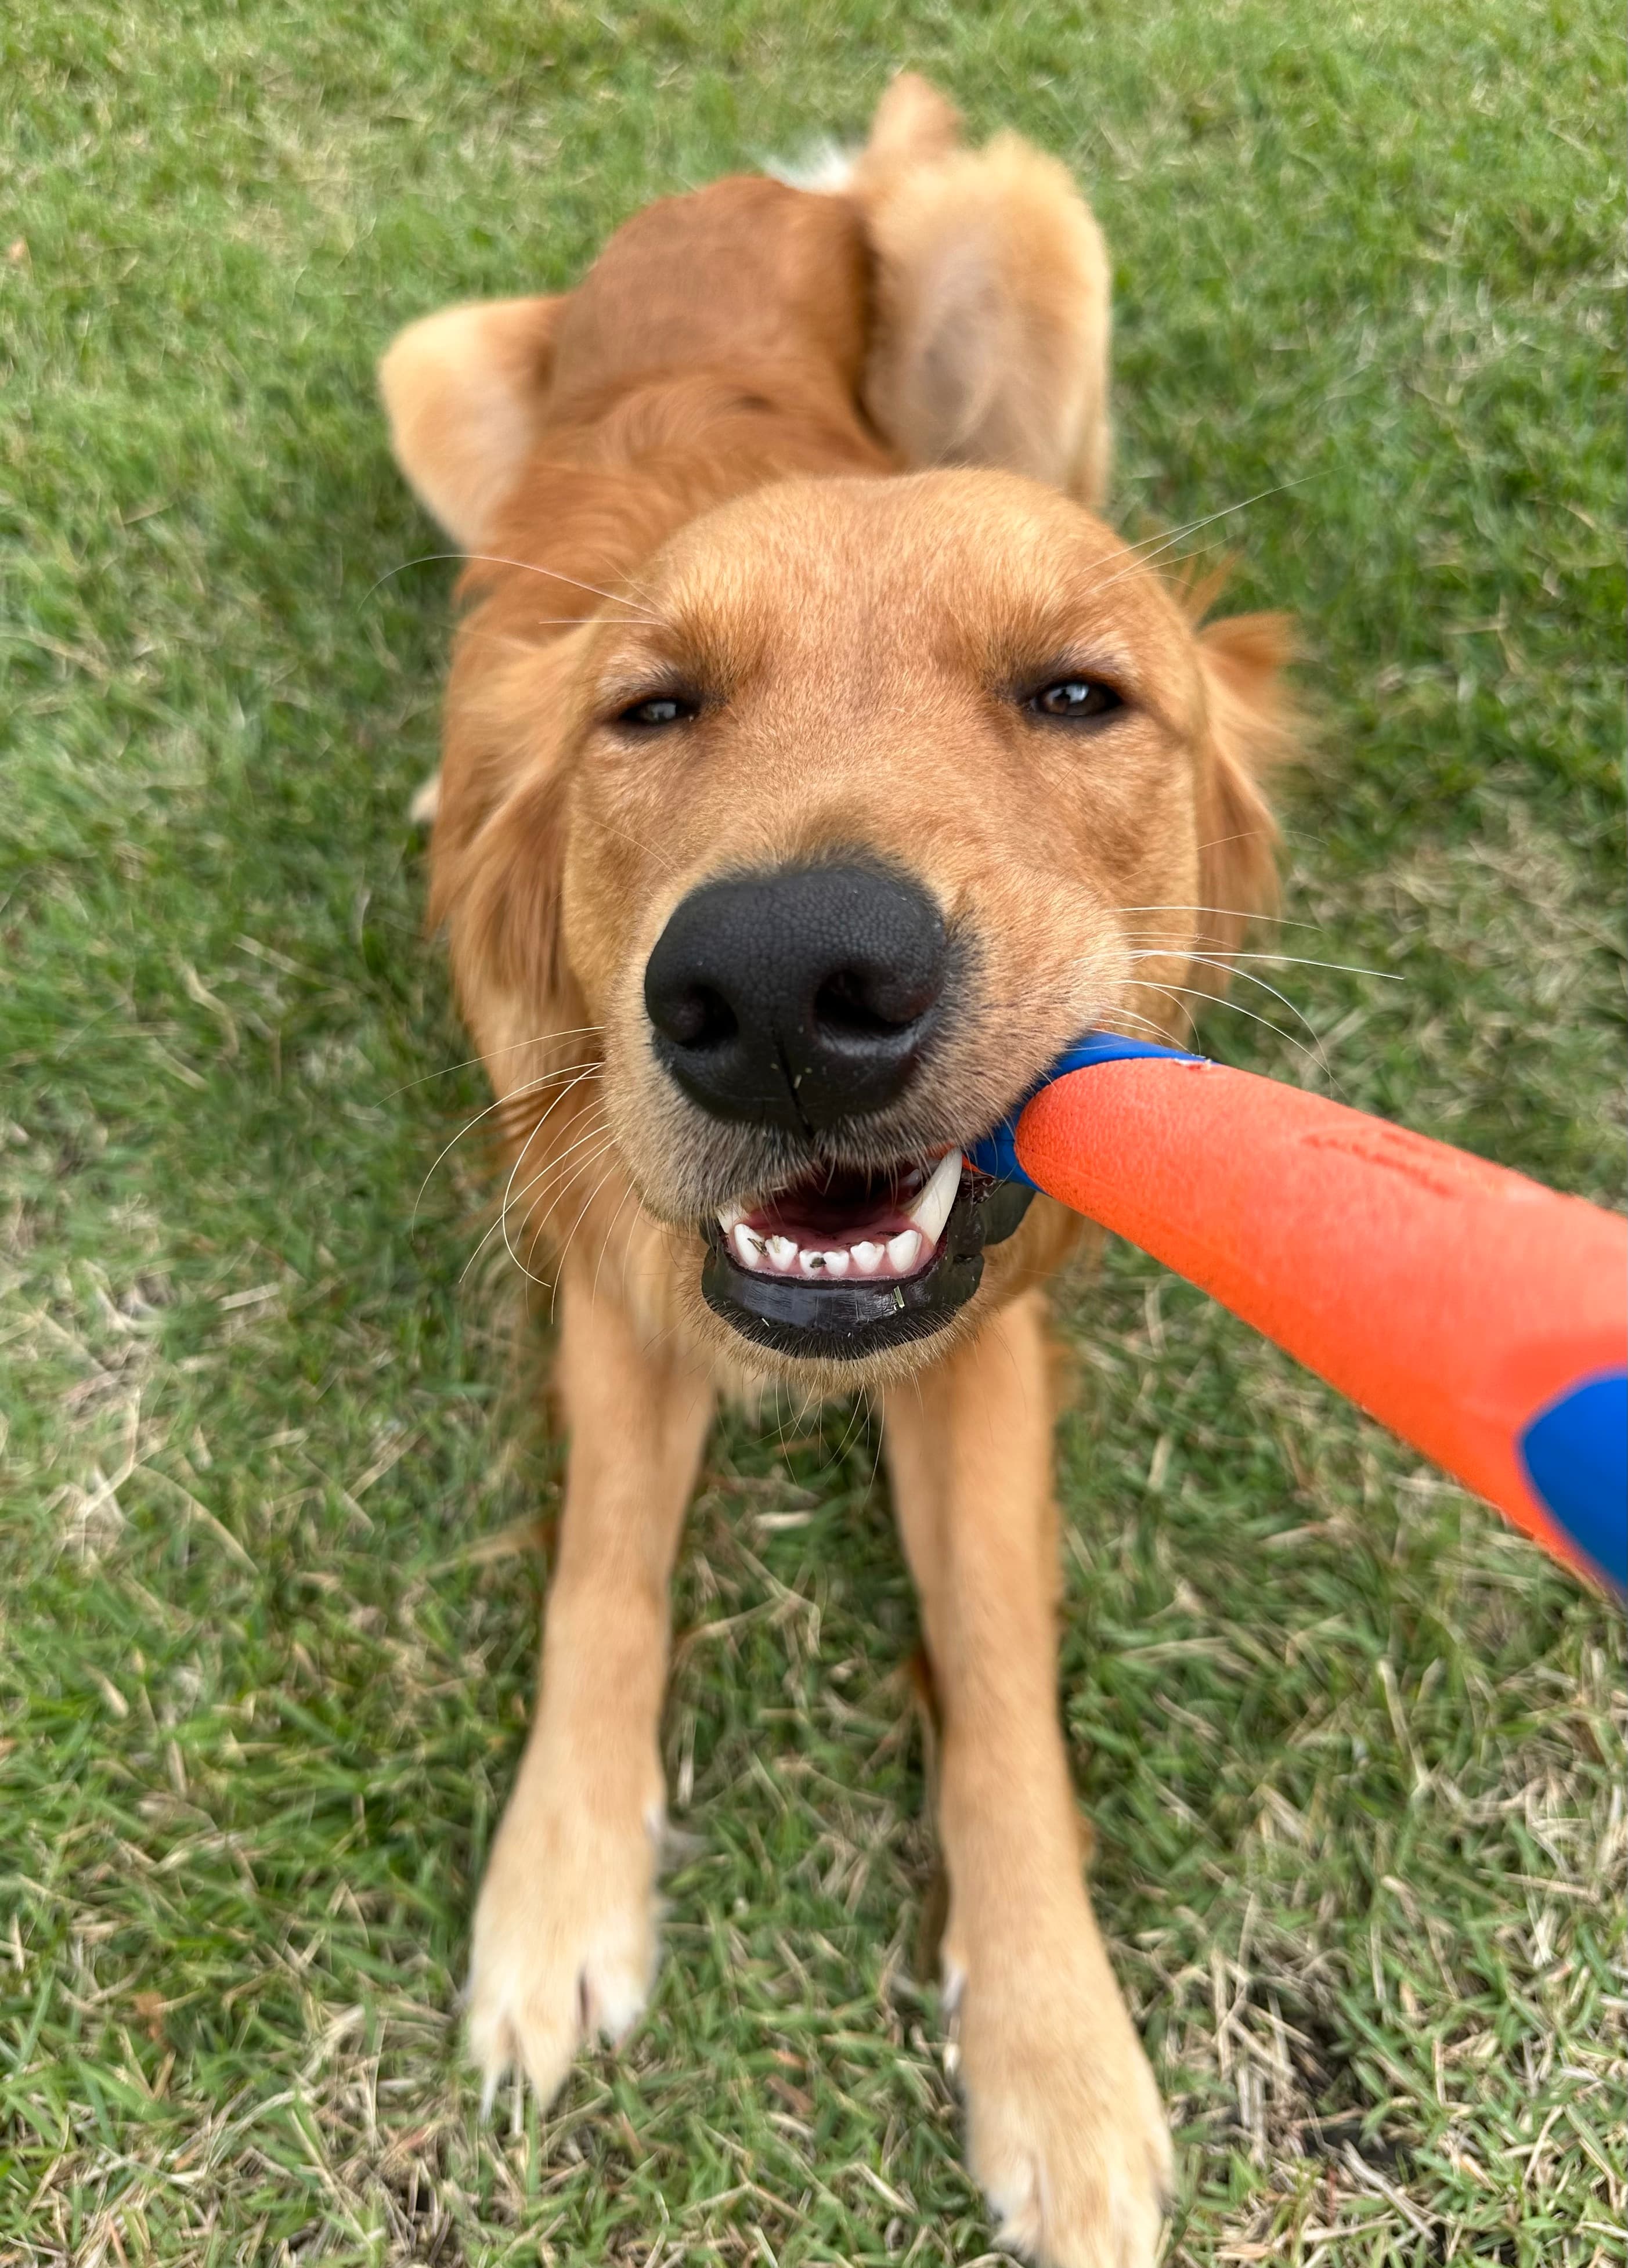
[
  {"x1": 853, "y1": 77, "x2": 1113, "y2": 505},
  {"x1": 1191, "y1": 611, "x2": 1297, "y2": 975}
]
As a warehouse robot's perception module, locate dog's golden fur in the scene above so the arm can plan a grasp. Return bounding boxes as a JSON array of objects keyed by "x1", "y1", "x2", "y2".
[{"x1": 380, "y1": 76, "x2": 1291, "y2": 2268}]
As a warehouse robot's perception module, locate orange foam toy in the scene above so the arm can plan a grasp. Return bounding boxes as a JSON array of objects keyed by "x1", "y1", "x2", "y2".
[{"x1": 1011, "y1": 1055, "x2": 1626, "y2": 1592}]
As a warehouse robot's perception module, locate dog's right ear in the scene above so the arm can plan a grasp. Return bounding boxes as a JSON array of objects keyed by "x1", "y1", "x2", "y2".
[
  {"x1": 426, "y1": 625, "x2": 595, "y2": 1016},
  {"x1": 378, "y1": 295, "x2": 564, "y2": 550}
]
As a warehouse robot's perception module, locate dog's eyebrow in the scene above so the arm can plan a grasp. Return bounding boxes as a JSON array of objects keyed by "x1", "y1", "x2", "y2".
[
  {"x1": 589, "y1": 611, "x2": 752, "y2": 703},
  {"x1": 1006, "y1": 640, "x2": 1135, "y2": 682},
  {"x1": 996, "y1": 633, "x2": 1136, "y2": 691},
  {"x1": 590, "y1": 658, "x2": 712, "y2": 712}
]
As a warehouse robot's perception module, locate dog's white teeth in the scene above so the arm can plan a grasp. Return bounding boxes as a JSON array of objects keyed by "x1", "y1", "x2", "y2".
[
  {"x1": 886, "y1": 1229, "x2": 923, "y2": 1274},
  {"x1": 727, "y1": 1169, "x2": 958, "y2": 1283},
  {"x1": 905, "y1": 1149, "x2": 962, "y2": 1246}
]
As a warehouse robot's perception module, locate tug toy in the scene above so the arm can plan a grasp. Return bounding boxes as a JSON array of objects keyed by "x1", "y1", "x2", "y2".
[{"x1": 970, "y1": 1035, "x2": 1627, "y2": 1597}]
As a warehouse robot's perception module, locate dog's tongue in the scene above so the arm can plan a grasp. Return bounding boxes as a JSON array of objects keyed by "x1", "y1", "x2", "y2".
[{"x1": 746, "y1": 1164, "x2": 924, "y2": 1244}]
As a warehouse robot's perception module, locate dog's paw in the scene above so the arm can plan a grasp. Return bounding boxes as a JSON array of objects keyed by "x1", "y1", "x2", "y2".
[
  {"x1": 954, "y1": 1943, "x2": 1173, "y2": 2268},
  {"x1": 465, "y1": 1784, "x2": 662, "y2": 2111}
]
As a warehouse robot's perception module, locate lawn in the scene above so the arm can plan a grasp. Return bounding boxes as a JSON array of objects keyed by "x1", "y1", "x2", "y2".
[{"x1": 1, "y1": 1, "x2": 1623, "y2": 2262}]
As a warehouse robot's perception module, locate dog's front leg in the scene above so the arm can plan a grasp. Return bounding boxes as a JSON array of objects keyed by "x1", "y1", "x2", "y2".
[
  {"x1": 883, "y1": 1292, "x2": 1172, "y2": 2268},
  {"x1": 466, "y1": 1271, "x2": 714, "y2": 2108}
]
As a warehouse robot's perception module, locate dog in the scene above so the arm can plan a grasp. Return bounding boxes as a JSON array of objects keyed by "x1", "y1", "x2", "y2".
[{"x1": 379, "y1": 74, "x2": 1292, "y2": 2268}]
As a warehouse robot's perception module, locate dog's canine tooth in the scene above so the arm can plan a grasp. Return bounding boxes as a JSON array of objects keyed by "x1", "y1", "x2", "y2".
[
  {"x1": 731, "y1": 1223, "x2": 763, "y2": 1267},
  {"x1": 766, "y1": 1234, "x2": 799, "y2": 1272},
  {"x1": 886, "y1": 1229, "x2": 923, "y2": 1274},
  {"x1": 905, "y1": 1149, "x2": 962, "y2": 1246},
  {"x1": 851, "y1": 1241, "x2": 884, "y2": 1274},
  {"x1": 718, "y1": 1200, "x2": 749, "y2": 1236}
]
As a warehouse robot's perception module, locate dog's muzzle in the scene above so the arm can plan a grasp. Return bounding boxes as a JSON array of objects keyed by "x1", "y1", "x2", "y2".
[{"x1": 699, "y1": 1154, "x2": 1033, "y2": 1361}]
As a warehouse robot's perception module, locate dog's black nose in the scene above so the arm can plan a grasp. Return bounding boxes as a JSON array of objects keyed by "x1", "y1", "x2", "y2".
[{"x1": 644, "y1": 862, "x2": 948, "y2": 1132}]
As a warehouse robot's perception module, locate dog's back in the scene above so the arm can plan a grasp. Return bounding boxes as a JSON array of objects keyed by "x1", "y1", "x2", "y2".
[
  {"x1": 543, "y1": 174, "x2": 873, "y2": 424},
  {"x1": 380, "y1": 75, "x2": 1111, "y2": 558}
]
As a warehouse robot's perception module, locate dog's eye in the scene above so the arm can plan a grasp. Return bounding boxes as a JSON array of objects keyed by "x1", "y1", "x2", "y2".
[
  {"x1": 616, "y1": 693, "x2": 697, "y2": 728},
  {"x1": 1027, "y1": 677, "x2": 1123, "y2": 721}
]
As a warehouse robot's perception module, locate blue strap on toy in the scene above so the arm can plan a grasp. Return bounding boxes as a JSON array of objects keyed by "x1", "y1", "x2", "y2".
[{"x1": 968, "y1": 1031, "x2": 1200, "y2": 1188}]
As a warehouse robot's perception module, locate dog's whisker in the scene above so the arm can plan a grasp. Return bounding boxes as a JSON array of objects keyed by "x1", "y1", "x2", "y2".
[
  {"x1": 1133, "y1": 979, "x2": 1337, "y2": 1083},
  {"x1": 468, "y1": 1091, "x2": 608, "y2": 1284},
  {"x1": 489, "y1": 1063, "x2": 608, "y2": 1117},
  {"x1": 589, "y1": 1179, "x2": 644, "y2": 1314},
  {"x1": 490, "y1": 1070, "x2": 604, "y2": 1202},
  {"x1": 502, "y1": 1114, "x2": 615, "y2": 1237},
  {"x1": 389, "y1": 1026, "x2": 607, "y2": 1098},
  {"x1": 484, "y1": 1075, "x2": 609, "y2": 1159},
  {"x1": 1095, "y1": 481, "x2": 1311, "y2": 569},
  {"x1": 1112, "y1": 992, "x2": 1201, "y2": 1041},
  {"x1": 1081, "y1": 475, "x2": 1320, "y2": 601},
  {"x1": 413, "y1": 1063, "x2": 603, "y2": 1223},
  {"x1": 1226, "y1": 951, "x2": 1396, "y2": 978},
  {"x1": 862, "y1": 1384, "x2": 889, "y2": 1498},
  {"x1": 475, "y1": 1126, "x2": 616, "y2": 1288},
  {"x1": 589, "y1": 809, "x2": 685, "y2": 883},
  {"x1": 512, "y1": 1133, "x2": 619, "y2": 1261},
  {"x1": 827, "y1": 1386, "x2": 876, "y2": 1476},
  {"x1": 365, "y1": 550, "x2": 660, "y2": 619},
  {"x1": 515, "y1": 1144, "x2": 621, "y2": 1291},
  {"x1": 1103, "y1": 903, "x2": 1321, "y2": 931},
  {"x1": 617, "y1": 1186, "x2": 652, "y2": 1282},
  {"x1": 1131, "y1": 951, "x2": 1334, "y2": 1075},
  {"x1": 459, "y1": 1201, "x2": 525, "y2": 1287},
  {"x1": 458, "y1": 1142, "x2": 586, "y2": 1285},
  {"x1": 1084, "y1": 527, "x2": 1236, "y2": 602},
  {"x1": 1119, "y1": 937, "x2": 1399, "y2": 982},
  {"x1": 1197, "y1": 831, "x2": 1273, "y2": 866},
  {"x1": 1092, "y1": 1003, "x2": 1193, "y2": 1045},
  {"x1": 1175, "y1": 947, "x2": 1313, "y2": 1005},
  {"x1": 546, "y1": 1157, "x2": 626, "y2": 1287},
  {"x1": 547, "y1": 1157, "x2": 633, "y2": 1322}
]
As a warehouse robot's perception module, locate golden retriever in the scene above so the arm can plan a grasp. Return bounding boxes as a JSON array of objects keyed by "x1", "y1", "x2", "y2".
[{"x1": 379, "y1": 73, "x2": 1290, "y2": 2268}]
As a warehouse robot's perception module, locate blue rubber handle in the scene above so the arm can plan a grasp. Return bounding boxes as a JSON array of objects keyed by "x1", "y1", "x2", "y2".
[{"x1": 968, "y1": 1031, "x2": 1201, "y2": 1188}]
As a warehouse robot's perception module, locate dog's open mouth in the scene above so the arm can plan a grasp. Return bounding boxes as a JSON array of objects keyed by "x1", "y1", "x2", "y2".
[{"x1": 700, "y1": 1150, "x2": 1033, "y2": 1362}]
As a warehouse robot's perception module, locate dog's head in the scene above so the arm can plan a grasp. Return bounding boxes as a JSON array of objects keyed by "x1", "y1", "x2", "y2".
[{"x1": 434, "y1": 469, "x2": 1291, "y2": 1382}]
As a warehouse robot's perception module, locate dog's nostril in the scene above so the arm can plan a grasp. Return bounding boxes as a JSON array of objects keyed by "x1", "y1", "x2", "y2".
[
  {"x1": 813, "y1": 968, "x2": 925, "y2": 1039},
  {"x1": 663, "y1": 984, "x2": 737, "y2": 1050}
]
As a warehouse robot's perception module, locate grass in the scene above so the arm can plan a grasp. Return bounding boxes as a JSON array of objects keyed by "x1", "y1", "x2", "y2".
[{"x1": 1, "y1": 0, "x2": 1623, "y2": 2262}]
